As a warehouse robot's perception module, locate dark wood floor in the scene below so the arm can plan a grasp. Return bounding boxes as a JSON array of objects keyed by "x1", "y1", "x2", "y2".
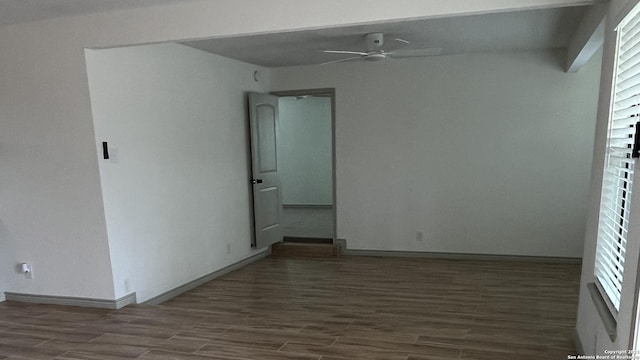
[{"x1": 0, "y1": 256, "x2": 581, "y2": 359}]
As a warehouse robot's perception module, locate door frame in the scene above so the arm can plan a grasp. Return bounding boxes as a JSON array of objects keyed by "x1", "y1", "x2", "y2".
[{"x1": 270, "y1": 88, "x2": 337, "y2": 244}]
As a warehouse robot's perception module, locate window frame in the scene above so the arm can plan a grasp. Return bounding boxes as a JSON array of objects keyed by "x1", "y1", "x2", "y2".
[{"x1": 593, "y1": 1, "x2": 640, "y2": 322}]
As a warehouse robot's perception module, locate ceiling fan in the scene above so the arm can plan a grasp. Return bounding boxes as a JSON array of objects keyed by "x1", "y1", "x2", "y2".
[{"x1": 320, "y1": 32, "x2": 443, "y2": 65}]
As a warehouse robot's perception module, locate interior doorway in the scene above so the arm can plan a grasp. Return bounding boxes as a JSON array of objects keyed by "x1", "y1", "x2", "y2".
[{"x1": 272, "y1": 89, "x2": 336, "y2": 243}]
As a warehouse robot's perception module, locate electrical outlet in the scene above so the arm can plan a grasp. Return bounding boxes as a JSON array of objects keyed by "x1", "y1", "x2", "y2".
[
  {"x1": 21, "y1": 263, "x2": 33, "y2": 279},
  {"x1": 416, "y1": 231, "x2": 424, "y2": 242},
  {"x1": 226, "y1": 243, "x2": 231, "y2": 254}
]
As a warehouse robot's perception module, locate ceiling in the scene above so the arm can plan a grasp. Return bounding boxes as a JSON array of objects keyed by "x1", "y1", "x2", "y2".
[
  {"x1": 0, "y1": 0, "x2": 191, "y2": 26},
  {"x1": 182, "y1": 6, "x2": 587, "y2": 68},
  {"x1": 0, "y1": 1, "x2": 589, "y2": 68}
]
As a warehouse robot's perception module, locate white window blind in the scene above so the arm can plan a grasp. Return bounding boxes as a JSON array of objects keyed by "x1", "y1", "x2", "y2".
[{"x1": 595, "y1": 8, "x2": 640, "y2": 313}]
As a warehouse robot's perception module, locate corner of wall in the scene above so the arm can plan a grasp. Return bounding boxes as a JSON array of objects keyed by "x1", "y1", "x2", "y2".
[{"x1": 85, "y1": 42, "x2": 277, "y2": 304}]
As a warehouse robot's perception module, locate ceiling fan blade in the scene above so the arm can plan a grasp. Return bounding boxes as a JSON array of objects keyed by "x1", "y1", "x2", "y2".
[
  {"x1": 394, "y1": 38, "x2": 410, "y2": 44},
  {"x1": 319, "y1": 56, "x2": 363, "y2": 65},
  {"x1": 320, "y1": 50, "x2": 368, "y2": 56},
  {"x1": 387, "y1": 48, "x2": 443, "y2": 58}
]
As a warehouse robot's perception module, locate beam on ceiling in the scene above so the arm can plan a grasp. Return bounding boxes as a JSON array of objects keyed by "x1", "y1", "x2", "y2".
[{"x1": 566, "y1": 3, "x2": 608, "y2": 73}]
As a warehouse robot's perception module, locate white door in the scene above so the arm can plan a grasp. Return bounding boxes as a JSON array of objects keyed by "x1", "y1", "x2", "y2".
[{"x1": 248, "y1": 92, "x2": 283, "y2": 249}]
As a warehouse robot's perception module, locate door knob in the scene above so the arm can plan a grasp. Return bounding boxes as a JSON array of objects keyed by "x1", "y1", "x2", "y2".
[{"x1": 250, "y1": 178, "x2": 263, "y2": 184}]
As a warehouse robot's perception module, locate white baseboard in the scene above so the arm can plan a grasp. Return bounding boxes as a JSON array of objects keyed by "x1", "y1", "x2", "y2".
[
  {"x1": 143, "y1": 248, "x2": 271, "y2": 305},
  {"x1": 4, "y1": 291, "x2": 136, "y2": 309},
  {"x1": 4, "y1": 249, "x2": 271, "y2": 309},
  {"x1": 335, "y1": 239, "x2": 582, "y2": 264}
]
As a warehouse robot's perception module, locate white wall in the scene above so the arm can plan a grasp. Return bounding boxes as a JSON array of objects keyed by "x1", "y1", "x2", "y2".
[
  {"x1": 0, "y1": 26, "x2": 115, "y2": 299},
  {"x1": 272, "y1": 49, "x2": 602, "y2": 257},
  {"x1": 0, "y1": 0, "x2": 601, "y2": 301},
  {"x1": 278, "y1": 96, "x2": 332, "y2": 206},
  {"x1": 85, "y1": 43, "x2": 270, "y2": 302},
  {"x1": 576, "y1": 0, "x2": 640, "y2": 353}
]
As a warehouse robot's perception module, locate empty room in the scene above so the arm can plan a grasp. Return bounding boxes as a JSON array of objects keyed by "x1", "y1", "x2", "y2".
[{"x1": 0, "y1": 0, "x2": 637, "y2": 359}]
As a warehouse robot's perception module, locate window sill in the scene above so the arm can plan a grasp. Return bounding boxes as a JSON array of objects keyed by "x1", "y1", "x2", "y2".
[{"x1": 588, "y1": 282, "x2": 617, "y2": 342}]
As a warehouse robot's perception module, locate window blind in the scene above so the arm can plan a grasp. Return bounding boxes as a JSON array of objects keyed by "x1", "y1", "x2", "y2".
[{"x1": 595, "y1": 8, "x2": 640, "y2": 313}]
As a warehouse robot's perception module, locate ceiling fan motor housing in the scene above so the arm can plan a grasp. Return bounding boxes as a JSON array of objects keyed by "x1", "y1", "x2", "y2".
[
  {"x1": 365, "y1": 32, "x2": 384, "y2": 51},
  {"x1": 364, "y1": 53, "x2": 386, "y2": 62}
]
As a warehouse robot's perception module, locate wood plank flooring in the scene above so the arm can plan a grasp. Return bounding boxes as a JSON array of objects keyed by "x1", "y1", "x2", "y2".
[{"x1": 0, "y1": 256, "x2": 581, "y2": 359}]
